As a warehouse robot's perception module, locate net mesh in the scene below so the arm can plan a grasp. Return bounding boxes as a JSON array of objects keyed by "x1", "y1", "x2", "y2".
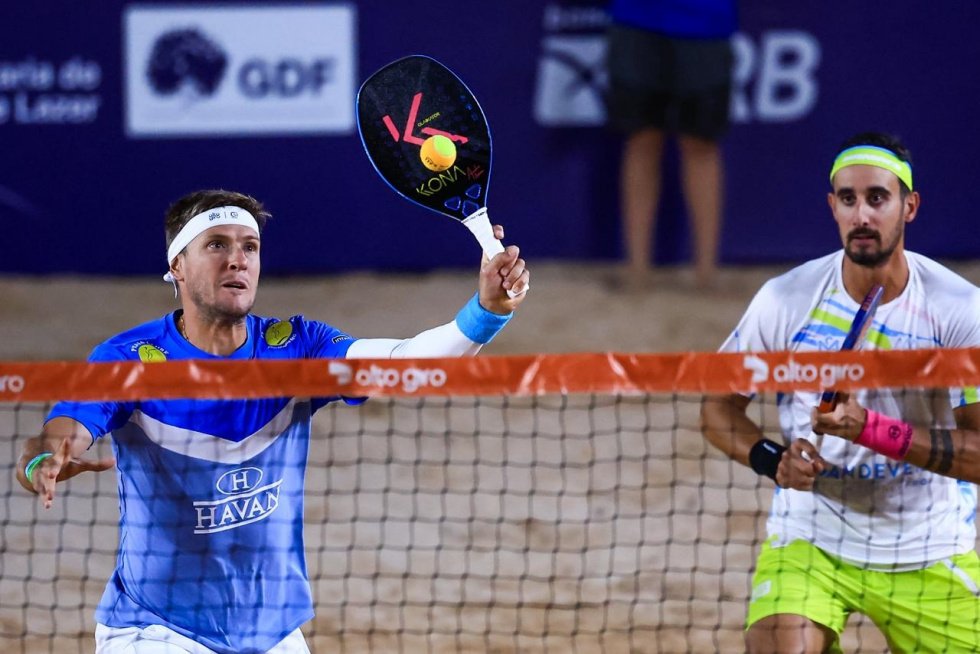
[{"x1": 1, "y1": 350, "x2": 977, "y2": 653}]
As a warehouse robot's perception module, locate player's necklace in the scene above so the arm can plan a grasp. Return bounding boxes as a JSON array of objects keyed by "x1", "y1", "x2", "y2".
[{"x1": 178, "y1": 314, "x2": 188, "y2": 340}]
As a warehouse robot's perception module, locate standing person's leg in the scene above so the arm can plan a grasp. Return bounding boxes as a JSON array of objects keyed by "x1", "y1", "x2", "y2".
[
  {"x1": 621, "y1": 128, "x2": 665, "y2": 283},
  {"x1": 607, "y1": 24, "x2": 672, "y2": 288},
  {"x1": 678, "y1": 134, "x2": 722, "y2": 288},
  {"x1": 674, "y1": 38, "x2": 733, "y2": 289}
]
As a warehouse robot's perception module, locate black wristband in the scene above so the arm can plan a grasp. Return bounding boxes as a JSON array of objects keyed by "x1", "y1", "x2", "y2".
[{"x1": 749, "y1": 439, "x2": 787, "y2": 481}]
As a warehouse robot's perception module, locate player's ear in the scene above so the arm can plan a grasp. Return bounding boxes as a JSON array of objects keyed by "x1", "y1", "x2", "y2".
[
  {"x1": 903, "y1": 191, "x2": 921, "y2": 224},
  {"x1": 170, "y1": 256, "x2": 184, "y2": 282}
]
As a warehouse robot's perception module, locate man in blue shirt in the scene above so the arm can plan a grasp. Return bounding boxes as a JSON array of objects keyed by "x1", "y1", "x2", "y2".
[{"x1": 15, "y1": 188, "x2": 529, "y2": 654}]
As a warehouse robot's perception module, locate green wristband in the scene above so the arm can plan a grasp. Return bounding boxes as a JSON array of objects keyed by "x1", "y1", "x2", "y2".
[{"x1": 25, "y1": 452, "x2": 54, "y2": 484}]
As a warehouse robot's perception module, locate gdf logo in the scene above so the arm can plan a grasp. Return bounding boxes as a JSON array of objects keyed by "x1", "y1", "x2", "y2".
[
  {"x1": 238, "y1": 58, "x2": 333, "y2": 98},
  {"x1": 773, "y1": 362, "x2": 865, "y2": 386},
  {"x1": 125, "y1": 5, "x2": 355, "y2": 136},
  {"x1": 0, "y1": 375, "x2": 25, "y2": 393},
  {"x1": 146, "y1": 28, "x2": 228, "y2": 99}
]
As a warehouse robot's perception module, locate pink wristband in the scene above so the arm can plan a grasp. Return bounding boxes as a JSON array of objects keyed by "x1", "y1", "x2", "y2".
[{"x1": 854, "y1": 409, "x2": 914, "y2": 460}]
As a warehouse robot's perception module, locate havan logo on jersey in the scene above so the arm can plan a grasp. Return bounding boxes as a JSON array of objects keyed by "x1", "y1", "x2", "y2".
[{"x1": 192, "y1": 466, "x2": 282, "y2": 534}]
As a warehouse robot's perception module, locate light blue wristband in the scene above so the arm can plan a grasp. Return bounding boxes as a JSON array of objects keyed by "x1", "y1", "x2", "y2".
[
  {"x1": 455, "y1": 292, "x2": 512, "y2": 344},
  {"x1": 25, "y1": 452, "x2": 54, "y2": 484}
]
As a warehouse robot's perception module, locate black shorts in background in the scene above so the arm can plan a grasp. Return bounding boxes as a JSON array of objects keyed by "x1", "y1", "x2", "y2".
[{"x1": 607, "y1": 25, "x2": 733, "y2": 141}]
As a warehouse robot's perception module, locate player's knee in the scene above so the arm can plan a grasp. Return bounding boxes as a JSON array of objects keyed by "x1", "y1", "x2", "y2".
[{"x1": 745, "y1": 615, "x2": 831, "y2": 654}]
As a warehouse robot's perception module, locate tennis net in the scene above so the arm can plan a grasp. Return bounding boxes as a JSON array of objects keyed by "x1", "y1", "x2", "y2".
[{"x1": 1, "y1": 349, "x2": 977, "y2": 652}]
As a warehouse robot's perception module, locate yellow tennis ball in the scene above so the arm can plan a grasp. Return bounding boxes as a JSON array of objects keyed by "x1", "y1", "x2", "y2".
[{"x1": 420, "y1": 134, "x2": 457, "y2": 172}]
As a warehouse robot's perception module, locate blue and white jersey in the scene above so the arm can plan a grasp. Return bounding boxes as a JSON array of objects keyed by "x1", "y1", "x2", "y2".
[{"x1": 47, "y1": 312, "x2": 358, "y2": 654}]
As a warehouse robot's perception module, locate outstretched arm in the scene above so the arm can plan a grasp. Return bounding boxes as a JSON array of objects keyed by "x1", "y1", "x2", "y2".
[
  {"x1": 812, "y1": 396, "x2": 980, "y2": 483},
  {"x1": 702, "y1": 394, "x2": 824, "y2": 490},
  {"x1": 15, "y1": 417, "x2": 114, "y2": 509},
  {"x1": 347, "y1": 224, "x2": 528, "y2": 359}
]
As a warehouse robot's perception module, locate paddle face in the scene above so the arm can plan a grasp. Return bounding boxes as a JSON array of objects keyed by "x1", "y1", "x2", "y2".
[
  {"x1": 356, "y1": 55, "x2": 492, "y2": 222},
  {"x1": 817, "y1": 283, "x2": 885, "y2": 412}
]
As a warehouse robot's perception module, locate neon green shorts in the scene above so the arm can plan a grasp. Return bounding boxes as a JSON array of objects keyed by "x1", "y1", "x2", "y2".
[{"x1": 747, "y1": 538, "x2": 980, "y2": 653}]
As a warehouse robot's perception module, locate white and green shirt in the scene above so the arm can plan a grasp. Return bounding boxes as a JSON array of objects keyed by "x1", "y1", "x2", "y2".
[{"x1": 722, "y1": 250, "x2": 980, "y2": 569}]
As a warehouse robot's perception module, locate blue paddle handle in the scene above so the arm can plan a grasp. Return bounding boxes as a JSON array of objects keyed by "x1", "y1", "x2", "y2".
[{"x1": 816, "y1": 284, "x2": 884, "y2": 412}]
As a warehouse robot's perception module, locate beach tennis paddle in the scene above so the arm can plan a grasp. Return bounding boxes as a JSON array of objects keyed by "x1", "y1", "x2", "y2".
[
  {"x1": 817, "y1": 283, "x2": 885, "y2": 412},
  {"x1": 357, "y1": 55, "x2": 524, "y2": 296}
]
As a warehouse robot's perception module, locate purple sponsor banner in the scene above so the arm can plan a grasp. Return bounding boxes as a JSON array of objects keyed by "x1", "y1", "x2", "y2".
[{"x1": 0, "y1": 1, "x2": 977, "y2": 275}]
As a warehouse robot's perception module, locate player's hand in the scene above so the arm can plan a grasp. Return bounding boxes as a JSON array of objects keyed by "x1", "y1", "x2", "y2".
[
  {"x1": 811, "y1": 392, "x2": 867, "y2": 441},
  {"x1": 775, "y1": 439, "x2": 825, "y2": 491},
  {"x1": 479, "y1": 224, "x2": 529, "y2": 314},
  {"x1": 16, "y1": 437, "x2": 115, "y2": 509}
]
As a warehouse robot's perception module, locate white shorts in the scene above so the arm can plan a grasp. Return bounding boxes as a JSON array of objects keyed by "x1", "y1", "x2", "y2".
[{"x1": 95, "y1": 623, "x2": 310, "y2": 654}]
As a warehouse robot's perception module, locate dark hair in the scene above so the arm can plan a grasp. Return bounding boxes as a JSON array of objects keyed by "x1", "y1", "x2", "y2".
[
  {"x1": 836, "y1": 132, "x2": 913, "y2": 196},
  {"x1": 165, "y1": 189, "x2": 271, "y2": 252}
]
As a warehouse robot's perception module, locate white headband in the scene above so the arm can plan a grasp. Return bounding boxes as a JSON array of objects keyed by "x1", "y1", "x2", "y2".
[{"x1": 162, "y1": 206, "x2": 260, "y2": 283}]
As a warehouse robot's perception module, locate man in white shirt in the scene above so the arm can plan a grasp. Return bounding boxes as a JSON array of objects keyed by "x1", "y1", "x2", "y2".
[{"x1": 701, "y1": 132, "x2": 980, "y2": 653}]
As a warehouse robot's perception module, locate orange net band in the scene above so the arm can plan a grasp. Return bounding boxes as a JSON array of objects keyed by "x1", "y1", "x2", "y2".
[{"x1": 0, "y1": 348, "x2": 977, "y2": 402}]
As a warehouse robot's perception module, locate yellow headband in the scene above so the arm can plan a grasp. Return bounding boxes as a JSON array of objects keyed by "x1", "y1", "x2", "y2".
[{"x1": 830, "y1": 145, "x2": 913, "y2": 191}]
